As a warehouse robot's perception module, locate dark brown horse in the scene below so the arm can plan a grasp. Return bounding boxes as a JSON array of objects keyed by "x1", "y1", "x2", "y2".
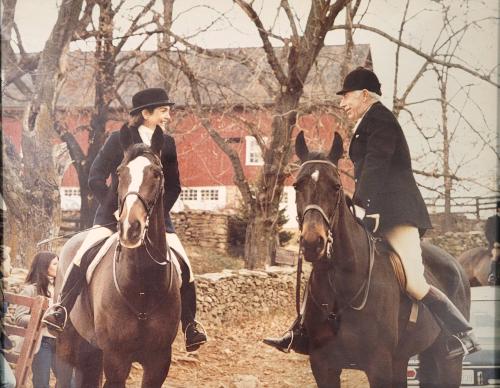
[
  {"x1": 55, "y1": 127, "x2": 181, "y2": 387},
  {"x1": 294, "y1": 131, "x2": 470, "y2": 388},
  {"x1": 456, "y1": 247, "x2": 493, "y2": 286}
]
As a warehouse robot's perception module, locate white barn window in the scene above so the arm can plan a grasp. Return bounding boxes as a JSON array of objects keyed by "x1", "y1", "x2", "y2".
[
  {"x1": 60, "y1": 187, "x2": 81, "y2": 211},
  {"x1": 174, "y1": 186, "x2": 226, "y2": 211}
]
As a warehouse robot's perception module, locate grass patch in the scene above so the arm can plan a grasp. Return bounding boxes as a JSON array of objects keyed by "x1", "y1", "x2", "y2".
[{"x1": 185, "y1": 245, "x2": 245, "y2": 274}]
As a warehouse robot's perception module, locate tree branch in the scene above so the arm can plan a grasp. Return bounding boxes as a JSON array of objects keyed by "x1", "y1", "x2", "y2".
[
  {"x1": 331, "y1": 23, "x2": 499, "y2": 87},
  {"x1": 234, "y1": 0, "x2": 288, "y2": 86}
]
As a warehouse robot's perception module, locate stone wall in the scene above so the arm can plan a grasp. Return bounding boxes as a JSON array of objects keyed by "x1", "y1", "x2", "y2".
[
  {"x1": 171, "y1": 211, "x2": 232, "y2": 252},
  {"x1": 195, "y1": 267, "x2": 307, "y2": 325}
]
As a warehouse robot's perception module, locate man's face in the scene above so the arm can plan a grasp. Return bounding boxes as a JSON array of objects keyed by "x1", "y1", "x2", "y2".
[{"x1": 339, "y1": 90, "x2": 367, "y2": 122}]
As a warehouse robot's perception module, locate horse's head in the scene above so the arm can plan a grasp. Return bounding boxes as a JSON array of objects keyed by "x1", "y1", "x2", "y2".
[
  {"x1": 294, "y1": 131, "x2": 344, "y2": 262},
  {"x1": 116, "y1": 127, "x2": 164, "y2": 248}
]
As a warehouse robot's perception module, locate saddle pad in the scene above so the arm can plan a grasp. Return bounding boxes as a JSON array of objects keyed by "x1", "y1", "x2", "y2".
[
  {"x1": 388, "y1": 249, "x2": 419, "y2": 324},
  {"x1": 86, "y1": 233, "x2": 119, "y2": 283}
]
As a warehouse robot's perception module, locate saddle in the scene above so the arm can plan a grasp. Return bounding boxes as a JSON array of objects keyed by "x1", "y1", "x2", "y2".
[{"x1": 83, "y1": 234, "x2": 118, "y2": 283}]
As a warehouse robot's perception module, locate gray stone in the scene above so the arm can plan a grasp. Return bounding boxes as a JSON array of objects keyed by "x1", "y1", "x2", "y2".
[{"x1": 231, "y1": 374, "x2": 261, "y2": 388}]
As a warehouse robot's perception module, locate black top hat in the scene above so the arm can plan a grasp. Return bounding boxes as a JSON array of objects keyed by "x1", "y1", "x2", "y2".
[
  {"x1": 130, "y1": 88, "x2": 174, "y2": 115},
  {"x1": 336, "y1": 67, "x2": 382, "y2": 96}
]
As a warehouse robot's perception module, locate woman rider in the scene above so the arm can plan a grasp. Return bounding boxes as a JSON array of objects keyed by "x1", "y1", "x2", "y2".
[{"x1": 43, "y1": 88, "x2": 207, "y2": 352}]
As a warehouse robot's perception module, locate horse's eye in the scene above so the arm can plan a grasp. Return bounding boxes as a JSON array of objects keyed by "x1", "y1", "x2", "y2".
[{"x1": 153, "y1": 170, "x2": 161, "y2": 179}]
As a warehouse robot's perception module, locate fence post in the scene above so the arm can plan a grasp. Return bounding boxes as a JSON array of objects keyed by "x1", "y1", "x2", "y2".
[{"x1": 475, "y1": 197, "x2": 480, "y2": 220}]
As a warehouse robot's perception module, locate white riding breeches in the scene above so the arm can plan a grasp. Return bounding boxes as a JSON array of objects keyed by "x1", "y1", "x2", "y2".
[
  {"x1": 73, "y1": 225, "x2": 114, "y2": 267},
  {"x1": 70, "y1": 227, "x2": 193, "y2": 286},
  {"x1": 166, "y1": 232, "x2": 194, "y2": 284},
  {"x1": 382, "y1": 224, "x2": 430, "y2": 300}
]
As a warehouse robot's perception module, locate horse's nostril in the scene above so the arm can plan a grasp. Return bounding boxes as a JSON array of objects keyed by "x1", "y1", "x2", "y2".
[
  {"x1": 315, "y1": 236, "x2": 326, "y2": 254},
  {"x1": 127, "y1": 221, "x2": 141, "y2": 240}
]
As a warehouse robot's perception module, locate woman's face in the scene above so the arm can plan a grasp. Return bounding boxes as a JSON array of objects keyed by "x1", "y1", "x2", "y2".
[
  {"x1": 47, "y1": 257, "x2": 58, "y2": 278},
  {"x1": 143, "y1": 106, "x2": 171, "y2": 129}
]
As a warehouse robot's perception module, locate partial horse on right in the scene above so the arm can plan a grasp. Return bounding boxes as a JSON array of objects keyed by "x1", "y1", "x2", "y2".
[{"x1": 457, "y1": 246, "x2": 497, "y2": 286}]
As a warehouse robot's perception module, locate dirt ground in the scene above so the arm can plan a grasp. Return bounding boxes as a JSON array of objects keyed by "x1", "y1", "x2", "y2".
[{"x1": 126, "y1": 311, "x2": 369, "y2": 388}]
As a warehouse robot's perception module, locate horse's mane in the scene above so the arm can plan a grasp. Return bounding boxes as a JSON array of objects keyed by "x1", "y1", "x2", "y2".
[{"x1": 121, "y1": 143, "x2": 160, "y2": 166}]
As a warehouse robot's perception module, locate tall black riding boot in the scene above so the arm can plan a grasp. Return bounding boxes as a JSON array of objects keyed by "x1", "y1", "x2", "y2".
[
  {"x1": 421, "y1": 286, "x2": 481, "y2": 359},
  {"x1": 488, "y1": 259, "x2": 500, "y2": 286},
  {"x1": 263, "y1": 316, "x2": 309, "y2": 355},
  {"x1": 180, "y1": 280, "x2": 207, "y2": 351},
  {"x1": 42, "y1": 264, "x2": 84, "y2": 333}
]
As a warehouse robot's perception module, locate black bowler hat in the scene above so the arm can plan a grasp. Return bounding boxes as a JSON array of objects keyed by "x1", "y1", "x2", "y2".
[
  {"x1": 336, "y1": 67, "x2": 382, "y2": 96},
  {"x1": 130, "y1": 88, "x2": 174, "y2": 115}
]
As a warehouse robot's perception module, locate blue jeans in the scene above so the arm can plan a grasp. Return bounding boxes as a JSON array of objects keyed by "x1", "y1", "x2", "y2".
[
  {"x1": 32, "y1": 337, "x2": 56, "y2": 388},
  {"x1": 0, "y1": 353, "x2": 16, "y2": 388}
]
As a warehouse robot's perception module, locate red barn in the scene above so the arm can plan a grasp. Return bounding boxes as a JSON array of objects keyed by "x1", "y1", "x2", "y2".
[{"x1": 2, "y1": 44, "x2": 373, "y2": 228}]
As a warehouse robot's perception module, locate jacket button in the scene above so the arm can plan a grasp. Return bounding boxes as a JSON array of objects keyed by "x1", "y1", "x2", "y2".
[{"x1": 355, "y1": 134, "x2": 360, "y2": 138}]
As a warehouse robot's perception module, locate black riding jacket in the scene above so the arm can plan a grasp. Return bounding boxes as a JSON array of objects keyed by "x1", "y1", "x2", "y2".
[
  {"x1": 348, "y1": 102, "x2": 432, "y2": 235},
  {"x1": 88, "y1": 124, "x2": 181, "y2": 233}
]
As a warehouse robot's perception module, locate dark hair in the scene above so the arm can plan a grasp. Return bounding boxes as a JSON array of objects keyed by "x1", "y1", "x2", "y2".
[
  {"x1": 128, "y1": 108, "x2": 154, "y2": 128},
  {"x1": 25, "y1": 251, "x2": 58, "y2": 297}
]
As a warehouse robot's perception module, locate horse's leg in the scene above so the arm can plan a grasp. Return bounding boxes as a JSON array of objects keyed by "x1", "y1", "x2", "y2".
[
  {"x1": 419, "y1": 341, "x2": 462, "y2": 388},
  {"x1": 365, "y1": 351, "x2": 393, "y2": 388},
  {"x1": 140, "y1": 347, "x2": 172, "y2": 388},
  {"x1": 309, "y1": 345, "x2": 341, "y2": 388},
  {"x1": 78, "y1": 342, "x2": 103, "y2": 388},
  {"x1": 55, "y1": 322, "x2": 91, "y2": 388},
  {"x1": 391, "y1": 357, "x2": 409, "y2": 388},
  {"x1": 102, "y1": 350, "x2": 132, "y2": 388}
]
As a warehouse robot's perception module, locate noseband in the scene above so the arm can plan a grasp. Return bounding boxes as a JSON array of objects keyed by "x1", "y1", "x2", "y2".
[{"x1": 296, "y1": 160, "x2": 343, "y2": 260}]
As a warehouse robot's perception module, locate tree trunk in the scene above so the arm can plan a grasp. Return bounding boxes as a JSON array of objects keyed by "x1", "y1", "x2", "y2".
[
  {"x1": 2, "y1": 0, "x2": 84, "y2": 264},
  {"x1": 79, "y1": 0, "x2": 116, "y2": 228},
  {"x1": 439, "y1": 71, "x2": 452, "y2": 231},
  {"x1": 244, "y1": 213, "x2": 275, "y2": 269},
  {"x1": 244, "y1": 93, "x2": 300, "y2": 269}
]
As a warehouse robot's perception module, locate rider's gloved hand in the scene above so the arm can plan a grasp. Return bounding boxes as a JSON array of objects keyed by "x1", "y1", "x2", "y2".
[{"x1": 353, "y1": 205, "x2": 366, "y2": 219}]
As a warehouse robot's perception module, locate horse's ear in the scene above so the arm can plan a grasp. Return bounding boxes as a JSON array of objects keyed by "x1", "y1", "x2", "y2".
[
  {"x1": 295, "y1": 131, "x2": 309, "y2": 162},
  {"x1": 151, "y1": 127, "x2": 163, "y2": 156},
  {"x1": 327, "y1": 132, "x2": 344, "y2": 165},
  {"x1": 120, "y1": 126, "x2": 133, "y2": 151}
]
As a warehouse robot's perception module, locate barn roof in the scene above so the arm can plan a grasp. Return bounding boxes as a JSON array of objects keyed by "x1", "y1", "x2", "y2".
[{"x1": 2, "y1": 44, "x2": 372, "y2": 110}]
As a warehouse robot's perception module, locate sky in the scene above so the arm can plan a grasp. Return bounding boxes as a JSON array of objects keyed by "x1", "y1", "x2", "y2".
[{"x1": 9, "y1": 0, "x2": 500, "y2": 202}]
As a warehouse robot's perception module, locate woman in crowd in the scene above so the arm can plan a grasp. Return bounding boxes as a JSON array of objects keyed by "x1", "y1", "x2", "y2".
[{"x1": 14, "y1": 251, "x2": 59, "y2": 388}]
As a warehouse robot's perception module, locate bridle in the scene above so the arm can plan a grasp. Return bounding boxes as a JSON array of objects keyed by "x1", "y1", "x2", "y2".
[
  {"x1": 294, "y1": 159, "x2": 375, "y2": 319},
  {"x1": 117, "y1": 154, "x2": 170, "y2": 266},
  {"x1": 113, "y1": 152, "x2": 174, "y2": 320},
  {"x1": 296, "y1": 160, "x2": 343, "y2": 261}
]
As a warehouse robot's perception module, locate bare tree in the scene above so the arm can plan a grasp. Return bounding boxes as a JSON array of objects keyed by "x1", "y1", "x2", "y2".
[
  {"x1": 2, "y1": 0, "x2": 84, "y2": 264},
  {"x1": 55, "y1": 0, "x2": 157, "y2": 228},
  {"x1": 156, "y1": 0, "x2": 350, "y2": 269}
]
